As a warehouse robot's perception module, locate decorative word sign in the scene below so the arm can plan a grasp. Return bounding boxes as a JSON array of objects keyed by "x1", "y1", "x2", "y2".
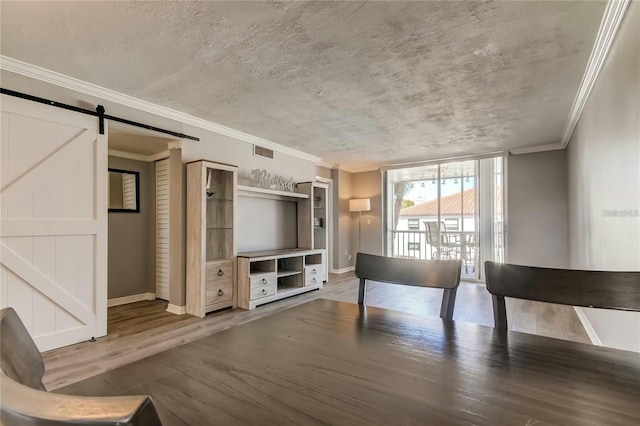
[{"x1": 250, "y1": 169, "x2": 295, "y2": 192}]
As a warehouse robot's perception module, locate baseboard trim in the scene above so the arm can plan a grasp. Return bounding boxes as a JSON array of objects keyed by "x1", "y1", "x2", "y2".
[
  {"x1": 332, "y1": 266, "x2": 355, "y2": 274},
  {"x1": 574, "y1": 307, "x2": 603, "y2": 346},
  {"x1": 107, "y1": 292, "x2": 156, "y2": 307},
  {"x1": 166, "y1": 304, "x2": 186, "y2": 315}
]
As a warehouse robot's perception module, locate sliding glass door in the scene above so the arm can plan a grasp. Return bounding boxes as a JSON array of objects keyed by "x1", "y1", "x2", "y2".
[{"x1": 386, "y1": 156, "x2": 504, "y2": 281}]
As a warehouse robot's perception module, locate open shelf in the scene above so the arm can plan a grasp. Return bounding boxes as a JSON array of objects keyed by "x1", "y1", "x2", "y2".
[
  {"x1": 277, "y1": 270, "x2": 302, "y2": 278},
  {"x1": 250, "y1": 259, "x2": 276, "y2": 275},
  {"x1": 277, "y1": 274, "x2": 304, "y2": 291},
  {"x1": 305, "y1": 253, "x2": 323, "y2": 265},
  {"x1": 206, "y1": 228, "x2": 233, "y2": 261},
  {"x1": 277, "y1": 282, "x2": 300, "y2": 292},
  {"x1": 238, "y1": 185, "x2": 309, "y2": 200}
]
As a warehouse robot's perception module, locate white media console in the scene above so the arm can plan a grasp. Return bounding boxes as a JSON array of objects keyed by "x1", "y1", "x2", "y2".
[{"x1": 237, "y1": 248, "x2": 325, "y2": 310}]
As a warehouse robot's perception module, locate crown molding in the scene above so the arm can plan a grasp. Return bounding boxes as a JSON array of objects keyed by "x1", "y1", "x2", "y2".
[
  {"x1": 316, "y1": 160, "x2": 336, "y2": 169},
  {"x1": 0, "y1": 56, "x2": 321, "y2": 164},
  {"x1": 560, "y1": 0, "x2": 631, "y2": 148},
  {"x1": 509, "y1": 143, "x2": 564, "y2": 155},
  {"x1": 338, "y1": 164, "x2": 380, "y2": 174},
  {"x1": 108, "y1": 149, "x2": 169, "y2": 162}
]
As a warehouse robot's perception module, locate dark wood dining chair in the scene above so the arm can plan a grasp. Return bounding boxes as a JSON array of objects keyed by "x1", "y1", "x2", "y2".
[
  {"x1": 484, "y1": 261, "x2": 640, "y2": 329},
  {"x1": 355, "y1": 253, "x2": 462, "y2": 320},
  {"x1": 0, "y1": 307, "x2": 162, "y2": 425}
]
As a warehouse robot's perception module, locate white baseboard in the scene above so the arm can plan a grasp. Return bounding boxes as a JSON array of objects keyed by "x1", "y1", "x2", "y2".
[
  {"x1": 574, "y1": 307, "x2": 603, "y2": 346},
  {"x1": 107, "y1": 292, "x2": 155, "y2": 307},
  {"x1": 332, "y1": 266, "x2": 355, "y2": 274},
  {"x1": 166, "y1": 304, "x2": 186, "y2": 315}
]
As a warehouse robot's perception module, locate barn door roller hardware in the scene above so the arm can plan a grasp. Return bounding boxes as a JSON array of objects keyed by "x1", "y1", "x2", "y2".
[{"x1": 0, "y1": 88, "x2": 199, "y2": 141}]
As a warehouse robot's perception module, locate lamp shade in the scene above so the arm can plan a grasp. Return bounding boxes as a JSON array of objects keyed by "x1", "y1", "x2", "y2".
[{"x1": 349, "y1": 198, "x2": 371, "y2": 212}]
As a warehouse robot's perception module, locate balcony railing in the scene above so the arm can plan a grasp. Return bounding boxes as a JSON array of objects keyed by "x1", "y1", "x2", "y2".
[{"x1": 389, "y1": 230, "x2": 478, "y2": 278}]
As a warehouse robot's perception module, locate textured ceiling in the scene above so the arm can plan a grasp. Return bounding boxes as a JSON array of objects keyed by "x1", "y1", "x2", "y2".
[{"x1": 1, "y1": 1, "x2": 606, "y2": 167}]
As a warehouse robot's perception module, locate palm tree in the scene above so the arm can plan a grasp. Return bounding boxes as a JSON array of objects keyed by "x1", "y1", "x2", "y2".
[{"x1": 392, "y1": 182, "x2": 412, "y2": 230}]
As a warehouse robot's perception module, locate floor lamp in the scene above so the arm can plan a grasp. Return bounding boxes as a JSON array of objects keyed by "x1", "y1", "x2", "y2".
[{"x1": 349, "y1": 198, "x2": 371, "y2": 254}]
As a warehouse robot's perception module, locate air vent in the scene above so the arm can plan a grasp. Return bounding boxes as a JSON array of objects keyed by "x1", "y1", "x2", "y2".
[{"x1": 253, "y1": 145, "x2": 274, "y2": 159}]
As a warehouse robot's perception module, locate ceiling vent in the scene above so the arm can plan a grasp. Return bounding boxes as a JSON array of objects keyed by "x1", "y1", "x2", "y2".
[{"x1": 253, "y1": 145, "x2": 274, "y2": 159}]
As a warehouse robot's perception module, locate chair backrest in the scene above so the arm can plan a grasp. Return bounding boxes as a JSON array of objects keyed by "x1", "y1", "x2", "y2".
[
  {"x1": 0, "y1": 307, "x2": 163, "y2": 425},
  {"x1": 355, "y1": 253, "x2": 462, "y2": 320},
  {"x1": 0, "y1": 307, "x2": 46, "y2": 391},
  {"x1": 424, "y1": 221, "x2": 441, "y2": 245},
  {"x1": 484, "y1": 261, "x2": 640, "y2": 329}
]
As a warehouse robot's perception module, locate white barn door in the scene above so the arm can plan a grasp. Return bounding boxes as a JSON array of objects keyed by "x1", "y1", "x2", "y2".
[{"x1": 0, "y1": 95, "x2": 107, "y2": 351}]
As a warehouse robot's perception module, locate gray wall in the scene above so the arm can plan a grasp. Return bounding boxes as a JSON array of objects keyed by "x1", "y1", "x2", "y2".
[
  {"x1": 351, "y1": 170, "x2": 384, "y2": 257},
  {"x1": 236, "y1": 197, "x2": 298, "y2": 252},
  {"x1": 507, "y1": 150, "x2": 569, "y2": 268},
  {"x1": 108, "y1": 156, "x2": 155, "y2": 299},
  {"x1": 334, "y1": 169, "x2": 354, "y2": 269},
  {"x1": 181, "y1": 124, "x2": 317, "y2": 183},
  {"x1": 567, "y1": 2, "x2": 639, "y2": 352}
]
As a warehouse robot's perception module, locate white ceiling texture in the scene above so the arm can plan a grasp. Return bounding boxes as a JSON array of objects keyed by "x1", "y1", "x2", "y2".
[{"x1": 0, "y1": 1, "x2": 606, "y2": 169}]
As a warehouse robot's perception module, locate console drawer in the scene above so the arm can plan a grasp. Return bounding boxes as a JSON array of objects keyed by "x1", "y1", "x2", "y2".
[
  {"x1": 207, "y1": 261, "x2": 233, "y2": 281},
  {"x1": 250, "y1": 273, "x2": 277, "y2": 289},
  {"x1": 305, "y1": 274, "x2": 322, "y2": 286},
  {"x1": 205, "y1": 278, "x2": 233, "y2": 306},
  {"x1": 250, "y1": 281, "x2": 276, "y2": 300},
  {"x1": 305, "y1": 265, "x2": 324, "y2": 279}
]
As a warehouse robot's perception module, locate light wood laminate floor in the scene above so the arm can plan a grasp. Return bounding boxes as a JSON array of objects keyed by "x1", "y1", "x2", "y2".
[{"x1": 42, "y1": 272, "x2": 590, "y2": 390}]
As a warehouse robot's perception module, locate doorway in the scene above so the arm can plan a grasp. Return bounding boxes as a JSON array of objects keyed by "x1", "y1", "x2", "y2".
[
  {"x1": 106, "y1": 123, "x2": 178, "y2": 308},
  {"x1": 385, "y1": 156, "x2": 505, "y2": 281}
]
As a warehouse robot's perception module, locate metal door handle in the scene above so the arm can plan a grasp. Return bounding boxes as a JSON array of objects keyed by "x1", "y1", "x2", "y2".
[
  {"x1": 218, "y1": 289, "x2": 224, "y2": 296},
  {"x1": 218, "y1": 269, "x2": 224, "y2": 276}
]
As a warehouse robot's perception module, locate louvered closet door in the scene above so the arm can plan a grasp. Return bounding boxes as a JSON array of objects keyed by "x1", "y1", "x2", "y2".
[
  {"x1": 121, "y1": 173, "x2": 137, "y2": 210},
  {"x1": 155, "y1": 159, "x2": 170, "y2": 301},
  {"x1": 0, "y1": 95, "x2": 108, "y2": 351}
]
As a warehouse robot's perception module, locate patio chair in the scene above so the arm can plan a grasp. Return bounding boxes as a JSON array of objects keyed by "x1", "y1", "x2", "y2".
[
  {"x1": 463, "y1": 232, "x2": 477, "y2": 273},
  {"x1": 424, "y1": 221, "x2": 459, "y2": 260}
]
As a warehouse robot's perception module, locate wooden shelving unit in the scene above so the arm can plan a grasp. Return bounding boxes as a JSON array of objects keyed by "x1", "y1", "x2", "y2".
[
  {"x1": 233, "y1": 180, "x2": 328, "y2": 311},
  {"x1": 297, "y1": 182, "x2": 329, "y2": 282},
  {"x1": 186, "y1": 160, "x2": 238, "y2": 317}
]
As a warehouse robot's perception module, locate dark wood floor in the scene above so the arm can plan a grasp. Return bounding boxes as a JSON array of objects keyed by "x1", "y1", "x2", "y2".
[
  {"x1": 107, "y1": 299, "x2": 194, "y2": 337},
  {"x1": 42, "y1": 272, "x2": 589, "y2": 390},
  {"x1": 59, "y1": 299, "x2": 639, "y2": 426}
]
